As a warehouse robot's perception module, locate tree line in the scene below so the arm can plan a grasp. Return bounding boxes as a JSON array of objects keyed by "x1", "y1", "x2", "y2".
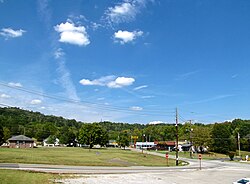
[{"x1": 0, "y1": 107, "x2": 249, "y2": 153}]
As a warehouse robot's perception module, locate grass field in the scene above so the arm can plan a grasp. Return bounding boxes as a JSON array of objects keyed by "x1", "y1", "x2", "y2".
[
  {"x1": 0, "y1": 147, "x2": 175, "y2": 167},
  {"x1": 0, "y1": 169, "x2": 62, "y2": 184}
]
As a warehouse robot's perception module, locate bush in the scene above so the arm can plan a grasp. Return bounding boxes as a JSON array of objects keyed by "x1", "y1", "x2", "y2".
[{"x1": 228, "y1": 151, "x2": 235, "y2": 161}]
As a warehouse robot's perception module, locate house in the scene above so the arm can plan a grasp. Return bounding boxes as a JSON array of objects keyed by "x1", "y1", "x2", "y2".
[
  {"x1": 135, "y1": 142, "x2": 156, "y2": 149},
  {"x1": 8, "y1": 135, "x2": 34, "y2": 148},
  {"x1": 43, "y1": 137, "x2": 60, "y2": 147},
  {"x1": 150, "y1": 141, "x2": 176, "y2": 151}
]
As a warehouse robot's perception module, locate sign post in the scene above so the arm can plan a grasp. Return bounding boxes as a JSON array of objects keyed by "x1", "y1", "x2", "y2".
[
  {"x1": 198, "y1": 154, "x2": 202, "y2": 170},
  {"x1": 166, "y1": 152, "x2": 169, "y2": 166}
]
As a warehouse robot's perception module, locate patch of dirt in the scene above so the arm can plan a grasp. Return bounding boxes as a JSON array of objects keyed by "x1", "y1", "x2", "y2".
[{"x1": 107, "y1": 158, "x2": 136, "y2": 166}]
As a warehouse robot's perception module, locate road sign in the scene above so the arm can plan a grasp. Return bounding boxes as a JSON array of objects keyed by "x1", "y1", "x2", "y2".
[
  {"x1": 131, "y1": 136, "x2": 138, "y2": 139},
  {"x1": 198, "y1": 154, "x2": 202, "y2": 160},
  {"x1": 198, "y1": 154, "x2": 202, "y2": 170},
  {"x1": 166, "y1": 153, "x2": 169, "y2": 159}
]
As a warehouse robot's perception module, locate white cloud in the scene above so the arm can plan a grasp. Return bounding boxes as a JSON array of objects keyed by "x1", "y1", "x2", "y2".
[
  {"x1": 105, "y1": 0, "x2": 150, "y2": 24},
  {"x1": 107, "y1": 77, "x2": 135, "y2": 88},
  {"x1": 80, "y1": 75, "x2": 116, "y2": 86},
  {"x1": 134, "y1": 85, "x2": 148, "y2": 91},
  {"x1": 149, "y1": 121, "x2": 164, "y2": 125},
  {"x1": 0, "y1": 28, "x2": 26, "y2": 39},
  {"x1": 130, "y1": 106, "x2": 143, "y2": 111},
  {"x1": 8, "y1": 82, "x2": 23, "y2": 87},
  {"x1": 54, "y1": 21, "x2": 90, "y2": 46},
  {"x1": 79, "y1": 76, "x2": 135, "y2": 88},
  {"x1": 114, "y1": 30, "x2": 143, "y2": 44},
  {"x1": 30, "y1": 99, "x2": 42, "y2": 105},
  {"x1": 141, "y1": 95, "x2": 154, "y2": 99},
  {"x1": 0, "y1": 94, "x2": 11, "y2": 98},
  {"x1": 54, "y1": 48, "x2": 65, "y2": 59}
]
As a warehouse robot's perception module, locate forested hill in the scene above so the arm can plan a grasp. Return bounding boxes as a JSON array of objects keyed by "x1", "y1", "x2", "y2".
[
  {"x1": 0, "y1": 107, "x2": 82, "y2": 129},
  {"x1": 1, "y1": 107, "x2": 250, "y2": 152},
  {"x1": 0, "y1": 107, "x2": 147, "y2": 143}
]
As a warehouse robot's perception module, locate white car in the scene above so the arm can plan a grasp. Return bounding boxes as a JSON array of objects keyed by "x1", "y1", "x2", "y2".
[{"x1": 233, "y1": 178, "x2": 250, "y2": 184}]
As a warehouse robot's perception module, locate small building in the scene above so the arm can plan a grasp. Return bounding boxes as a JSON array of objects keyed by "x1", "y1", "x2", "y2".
[
  {"x1": 106, "y1": 140, "x2": 118, "y2": 147},
  {"x1": 8, "y1": 135, "x2": 34, "y2": 148},
  {"x1": 151, "y1": 141, "x2": 176, "y2": 151},
  {"x1": 135, "y1": 142, "x2": 156, "y2": 149},
  {"x1": 43, "y1": 137, "x2": 60, "y2": 147}
]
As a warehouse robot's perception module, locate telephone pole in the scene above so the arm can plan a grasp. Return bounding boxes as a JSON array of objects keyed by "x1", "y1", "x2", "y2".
[
  {"x1": 189, "y1": 120, "x2": 193, "y2": 158},
  {"x1": 238, "y1": 133, "x2": 241, "y2": 158},
  {"x1": 175, "y1": 108, "x2": 179, "y2": 166}
]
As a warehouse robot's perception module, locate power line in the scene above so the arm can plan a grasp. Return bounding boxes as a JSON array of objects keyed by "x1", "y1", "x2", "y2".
[{"x1": 0, "y1": 82, "x2": 175, "y2": 117}]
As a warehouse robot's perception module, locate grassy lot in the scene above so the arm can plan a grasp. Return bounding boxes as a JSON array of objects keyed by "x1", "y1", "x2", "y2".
[
  {"x1": 0, "y1": 147, "x2": 175, "y2": 167},
  {"x1": 152, "y1": 150, "x2": 229, "y2": 160},
  {"x1": 0, "y1": 169, "x2": 62, "y2": 184}
]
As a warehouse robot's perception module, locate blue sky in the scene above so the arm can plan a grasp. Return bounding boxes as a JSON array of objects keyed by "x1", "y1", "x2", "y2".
[{"x1": 0, "y1": 0, "x2": 250, "y2": 124}]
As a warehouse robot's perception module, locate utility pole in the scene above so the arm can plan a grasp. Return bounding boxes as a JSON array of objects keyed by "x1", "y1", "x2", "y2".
[
  {"x1": 175, "y1": 108, "x2": 179, "y2": 166},
  {"x1": 238, "y1": 133, "x2": 241, "y2": 158},
  {"x1": 189, "y1": 120, "x2": 193, "y2": 158}
]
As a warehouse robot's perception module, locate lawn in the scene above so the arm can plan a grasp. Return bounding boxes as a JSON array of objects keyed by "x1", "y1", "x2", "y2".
[
  {"x1": 0, "y1": 169, "x2": 62, "y2": 184},
  {"x1": 0, "y1": 147, "x2": 175, "y2": 167},
  {"x1": 152, "y1": 150, "x2": 229, "y2": 160}
]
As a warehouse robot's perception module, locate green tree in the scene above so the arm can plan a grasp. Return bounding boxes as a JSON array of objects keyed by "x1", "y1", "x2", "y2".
[
  {"x1": 0, "y1": 125, "x2": 4, "y2": 145},
  {"x1": 210, "y1": 123, "x2": 235, "y2": 154},
  {"x1": 46, "y1": 135, "x2": 57, "y2": 144},
  {"x1": 78, "y1": 123, "x2": 108, "y2": 148},
  {"x1": 192, "y1": 126, "x2": 211, "y2": 147},
  {"x1": 3, "y1": 127, "x2": 11, "y2": 142},
  {"x1": 58, "y1": 126, "x2": 78, "y2": 146},
  {"x1": 118, "y1": 130, "x2": 130, "y2": 149}
]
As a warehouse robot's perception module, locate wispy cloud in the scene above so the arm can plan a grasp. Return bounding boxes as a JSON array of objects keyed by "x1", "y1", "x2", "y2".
[
  {"x1": 36, "y1": 2, "x2": 80, "y2": 102},
  {"x1": 0, "y1": 28, "x2": 26, "y2": 39},
  {"x1": 114, "y1": 30, "x2": 143, "y2": 44},
  {"x1": 134, "y1": 85, "x2": 148, "y2": 91},
  {"x1": 130, "y1": 106, "x2": 143, "y2": 111},
  {"x1": 187, "y1": 94, "x2": 235, "y2": 105},
  {"x1": 37, "y1": 0, "x2": 51, "y2": 29},
  {"x1": 79, "y1": 76, "x2": 135, "y2": 88},
  {"x1": 141, "y1": 95, "x2": 154, "y2": 99},
  {"x1": 104, "y1": 0, "x2": 152, "y2": 25},
  {"x1": 55, "y1": 50, "x2": 80, "y2": 101},
  {"x1": 0, "y1": 94, "x2": 11, "y2": 98},
  {"x1": 54, "y1": 21, "x2": 90, "y2": 46},
  {"x1": 8, "y1": 82, "x2": 23, "y2": 87},
  {"x1": 54, "y1": 48, "x2": 65, "y2": 59},
  {"x1": 175, "y1": 70, "x2": 199, "y2": 81},
  {"x1": 30, "y1": 99, "x2": 42, "y2": 105}
]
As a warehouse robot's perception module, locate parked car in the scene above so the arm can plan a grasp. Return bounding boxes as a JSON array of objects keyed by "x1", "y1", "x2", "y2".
[{"x1": 233, "y1": 178, "x2": 250, "y2": 184}]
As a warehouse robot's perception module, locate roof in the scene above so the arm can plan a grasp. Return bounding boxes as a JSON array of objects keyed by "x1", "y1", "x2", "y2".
[
  {"x1": 154, "y1": 141, "x2": 176, "y2": 146},
  {"x1": 8, "y1": 135, "x2": 34, "y2": 142},
  {"x1": 181, "y1": 143, "x2": 192, "y2": 147}
]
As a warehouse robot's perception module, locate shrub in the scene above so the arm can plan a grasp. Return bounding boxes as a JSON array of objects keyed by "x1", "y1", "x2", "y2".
[{"x1": 228, "y1": 151, "x2": 235, "y2": 161}]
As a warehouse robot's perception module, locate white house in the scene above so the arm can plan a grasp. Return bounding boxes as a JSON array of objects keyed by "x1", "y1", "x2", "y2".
[{"x1": 43, "y1": 137, "x2": 60, "y2": 147}]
